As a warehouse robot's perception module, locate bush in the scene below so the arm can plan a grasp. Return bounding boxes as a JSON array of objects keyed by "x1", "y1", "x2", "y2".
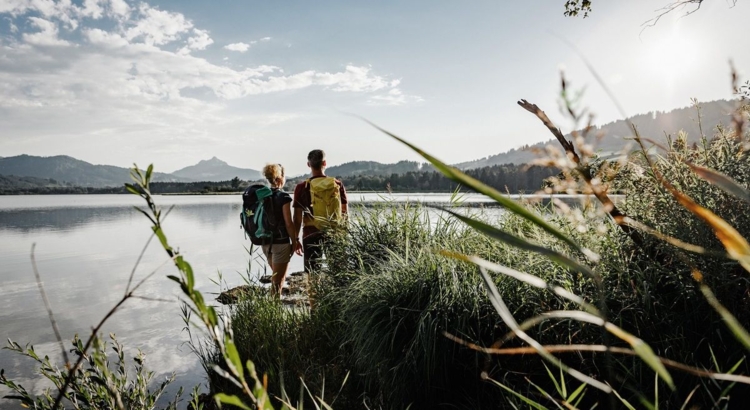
[{"x1": 0, "y1": 334, "x2": 196, "y2": 410}]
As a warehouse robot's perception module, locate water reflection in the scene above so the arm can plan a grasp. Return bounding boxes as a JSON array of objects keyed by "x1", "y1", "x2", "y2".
[
  {"x1": 0, "y1": 196, "x2": 258, "y2": 409},
  {"x1": 0, "y1": 203, "x2": 243, "y2": 234},
  {"x1": 0, "y1": 193, "x2": 608, "y2": 409}
]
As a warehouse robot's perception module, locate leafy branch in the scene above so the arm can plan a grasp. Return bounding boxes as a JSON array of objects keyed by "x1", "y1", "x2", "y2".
[{"x1": 125, "y1": 165, "x2": 277, "y2": 410}]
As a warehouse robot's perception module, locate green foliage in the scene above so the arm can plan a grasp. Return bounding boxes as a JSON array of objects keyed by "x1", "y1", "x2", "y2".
[
  {"x1": 126, "y1": 165, "x2": 285, "y2": 410},
  {"x1": 322, "y1": 206, "x2": 508, "y2": 408},
  {"x1": 0, "y1": 334, "x2": 186, "y2": 410},
  {"x1": 371, "y1": 121, "x2": 750, "y2": 408},
  {"x1": 206, "y1": 129, "x2": 750, "y2": 407},
  {"x1": 328, "y1": 164, "x2": 558, "y2": 193},
  {"x1": 324, "y1": 159, "x2": 422, "y2": 178},
  {"x1": 564, "y1": 0, "x2": 592, "y2": 18}
]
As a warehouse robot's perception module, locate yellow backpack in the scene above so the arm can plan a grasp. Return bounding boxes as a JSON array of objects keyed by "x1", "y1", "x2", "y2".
[{"x1": 306, "y1": 177, "x2": 342, "y2": 231}]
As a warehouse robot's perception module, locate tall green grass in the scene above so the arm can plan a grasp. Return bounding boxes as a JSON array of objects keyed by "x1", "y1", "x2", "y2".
[{"x1": 202, "y1": 127, "x2": 750, "y2": 409}]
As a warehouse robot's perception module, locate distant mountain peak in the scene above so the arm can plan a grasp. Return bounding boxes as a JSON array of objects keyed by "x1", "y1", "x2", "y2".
[
  {"x1": 172, "y1": 157, "x2": 260, "y2": 182},
  {"x1": 199, "y1": 156, "x2": 227, "y2": 165}
]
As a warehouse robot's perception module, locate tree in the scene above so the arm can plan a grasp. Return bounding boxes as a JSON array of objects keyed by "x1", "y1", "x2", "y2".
[
  {"x1": 231, "y1": 176, "x2": 241, "y2": 189},
  {"x1": 564, "y1": 0, "x2": 739, "y2": 25},
  {"x1": 564, "y1": 0, "x2": 592, "y2": 18}
]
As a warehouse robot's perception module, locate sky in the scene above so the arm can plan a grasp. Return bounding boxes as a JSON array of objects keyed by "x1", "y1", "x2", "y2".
[{"x1": 1, "y1": 0, "x2": 749, "y2": 175}]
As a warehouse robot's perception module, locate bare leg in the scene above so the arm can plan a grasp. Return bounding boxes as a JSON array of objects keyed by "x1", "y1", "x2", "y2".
[{"x1": 270, "y1": 262, "x2": 289, "y2": 298}]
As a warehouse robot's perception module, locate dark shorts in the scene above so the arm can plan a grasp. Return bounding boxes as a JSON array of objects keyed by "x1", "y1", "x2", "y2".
[{"x1": 303, "y1": 233, "x2": 328, "y2": 273}]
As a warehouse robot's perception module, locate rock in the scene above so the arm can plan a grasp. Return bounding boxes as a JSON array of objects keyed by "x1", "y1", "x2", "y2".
[
  {"x1": 215, "y1": 285, "x2": 254, "y2": 304},
  {"x1": 259, "y1": 271, "x2": 304, "y2": 283},
  {"x1": 216, "y1": 271, "x2": 309, "y2": 306}
]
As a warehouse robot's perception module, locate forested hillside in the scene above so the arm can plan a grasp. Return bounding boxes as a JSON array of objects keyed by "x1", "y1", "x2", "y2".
[
  {"x1": 0, "y1": 155, "x2": 189, "y2": 187},
  {"x1": 456, "y1": 99, "x2": 737, "y2": 169}
]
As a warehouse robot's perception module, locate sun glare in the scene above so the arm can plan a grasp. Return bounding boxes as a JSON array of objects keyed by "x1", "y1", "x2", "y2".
[{"x1": 641, "y1": 27, "x2": 702, "y2": 84}]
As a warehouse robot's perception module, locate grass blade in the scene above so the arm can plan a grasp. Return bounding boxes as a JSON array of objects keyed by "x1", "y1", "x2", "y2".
[
  {"x1": 444, "y1": 251, "x2": 598, "y2": 315},
  {"x1": 687, "y1": 163, "x2": 750, "y2": 204},
  {"x1": 439, "y1": 208, "x2": 600, "y2": 282},
  {"x1": 536, "y1": 311, "x2": 674, "y2": 390},
  {"x1": 566, "y1": 382, "x2": 586, "y2": 406},
  {"x1": 655, "y1": 168, "x2": 750, "y2": 273},
  {"x1": 366, "y1": 119, "x2": 598, "y2": 262},
  {"x1": 611, "y1": 387, "x2": 637, "y2": 410},
  {"x1": 526, "y1": 377, "x2": 565, "y2": 409},
  {"x1": 692, "y1": 270, "x2": 750, "y2": 351},
  {"x1": 615, "y1": 216, "x2": 727, "y2": 258},
  {"x1": 477, "y1": 267, "x2": 611, "y2": 393},
  {"x1": 486, "y1": 377, "x2": 548, "y2": 410},
  {"x1": 214, "y1": 393, "x2": 252, "y2": 410}
]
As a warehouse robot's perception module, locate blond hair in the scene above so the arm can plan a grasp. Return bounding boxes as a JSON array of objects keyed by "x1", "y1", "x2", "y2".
[{"x1": 263, "y1": 163, "x2": 285, "y2": 186}]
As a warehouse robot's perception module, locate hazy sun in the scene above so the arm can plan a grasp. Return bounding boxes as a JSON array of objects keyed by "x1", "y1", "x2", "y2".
[{"x1": 641, "y1": 28, "x2": 702, "y2": 84}]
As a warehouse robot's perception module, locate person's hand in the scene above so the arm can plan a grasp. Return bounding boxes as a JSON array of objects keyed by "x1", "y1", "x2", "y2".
[{"x1": 293, "y1": 238, "x2": 303, "y2": 256}]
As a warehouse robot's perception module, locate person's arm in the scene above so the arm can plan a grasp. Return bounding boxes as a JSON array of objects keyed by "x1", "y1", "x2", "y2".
[
  {"x1": 339, "y1": 180, "x2": 348, "y2": 215},
  {"x1": 292, "y1": 206, "x2": 303, "y2": 255},
  {"x1": 282, "y1": 203, "x2": 301, "y2": 255}
]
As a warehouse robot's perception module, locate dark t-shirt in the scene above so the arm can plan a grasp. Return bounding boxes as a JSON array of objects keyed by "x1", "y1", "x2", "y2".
[
  {"x1": 269, "y1": 188, "x2": 292, "y2": 244},
  {"x1": 293, "y1": 176, "x2": 347, "y2": 239}
]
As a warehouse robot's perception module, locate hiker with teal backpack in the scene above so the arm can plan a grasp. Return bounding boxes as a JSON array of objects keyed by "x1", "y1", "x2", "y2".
[
  {"x1": 241, "y1": 163, "x2": 301, "y2": 297},
  {"x1": 292, "y1": 149, "x2": 348, "y2": 274}
]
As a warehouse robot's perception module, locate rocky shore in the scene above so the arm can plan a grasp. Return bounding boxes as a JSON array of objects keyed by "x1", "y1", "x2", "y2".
[{"x1": 216, "y1": 271, "x2": 310, "y2": 306}]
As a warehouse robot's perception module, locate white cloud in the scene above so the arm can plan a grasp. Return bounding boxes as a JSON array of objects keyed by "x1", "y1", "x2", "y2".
[
  {"x1": 0, "y1": 0, "x2": 131, "y2": 29},
  {"x1": 224, "y1": 37, "x2": 270, "y2": 52},
  {"x1": 0, "y1": 0, "x2": 420, "y2": 169},
  {"x1": 224, "y1": 42, "x2": 250, "y2": 52},
  {"x1": 125, "y1": 3, "x2": 192, "y2": 46},
  {"x1": 316, "y1": 65, "x2": 392, "y2": 92},
  {"x1": 369, "y1": 88, "x2": 424, "y2": 106},
  {"x1": 186, "y1": 28, "x2": 212, "y2": 50},
  {"x1": 23, "y1": 16, "x2": 70, "y2": 46},
  {"x1": 178, "y1": 28, "x2": 213, "y2": 54},
  {"x1": 0, "y1": 0, "x2": 28, "y2": 15},
  {"x1": 80, "y1": 0, "x2": 105, "y2": 19},
  {"x1": 84, "y1": 27, "x2": 128, "y2": 47},
  {"x1": 107, "y1": 0, "x2": 130, "y2": 19}
]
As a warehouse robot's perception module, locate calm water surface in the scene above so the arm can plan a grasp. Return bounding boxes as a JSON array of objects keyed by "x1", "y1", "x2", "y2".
[
  {"x1": 0, "y1": 192, "x2": 527, "y2": 408},
  {"x1": 0, "y1": 192, "x2": 602, "y2": 408}
]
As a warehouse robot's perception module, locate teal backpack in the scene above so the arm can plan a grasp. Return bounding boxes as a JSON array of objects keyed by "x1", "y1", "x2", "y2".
[{"x1": 240, "y1": 185, "x2": 278, "y2": 245}]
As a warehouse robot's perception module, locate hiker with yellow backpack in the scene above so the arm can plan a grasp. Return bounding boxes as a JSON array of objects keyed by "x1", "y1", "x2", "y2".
[{"x1": 292, "y1": 149, "x2": 348, "y2": 274}]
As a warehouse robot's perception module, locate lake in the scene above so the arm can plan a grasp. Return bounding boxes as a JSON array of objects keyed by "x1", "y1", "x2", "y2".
[{"x1": 0, "y1": 192, "x2": 602, "y2": 408}]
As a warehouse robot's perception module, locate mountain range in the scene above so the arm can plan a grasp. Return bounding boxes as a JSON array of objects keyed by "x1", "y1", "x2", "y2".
[
  {"x1": 455, "y1": 99, "x2": 738, "y2": 169},
  {"x1": 0, "y1": 155, "x2": 259, "y2": 188},
  {"x1": 2, "y1": 99, "x2": 740, "y2": 188}
]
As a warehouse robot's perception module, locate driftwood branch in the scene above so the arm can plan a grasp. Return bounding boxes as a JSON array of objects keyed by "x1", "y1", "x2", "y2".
[{"x1": 517, "y1": 99, "x2": 645, "y2": 248}]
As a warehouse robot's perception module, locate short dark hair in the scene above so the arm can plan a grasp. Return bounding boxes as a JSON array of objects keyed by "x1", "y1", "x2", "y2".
[{"x1": 308, "y1": 149, "x2": 325, "y2": 169}]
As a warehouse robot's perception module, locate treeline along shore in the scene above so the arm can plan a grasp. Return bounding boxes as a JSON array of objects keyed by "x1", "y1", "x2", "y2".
[{"x1": 0, "y1": 163, "x2": 559, "y2": 195}]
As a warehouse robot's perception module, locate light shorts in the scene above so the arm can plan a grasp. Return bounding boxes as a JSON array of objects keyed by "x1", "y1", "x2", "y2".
[{"x1": 261, "y1": 243, "x2": 292, "y2": 265}]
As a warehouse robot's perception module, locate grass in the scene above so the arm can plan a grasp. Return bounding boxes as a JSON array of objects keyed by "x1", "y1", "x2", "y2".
[{"x1": 198, "y1": 122, "x2": 750, "y2": 409}]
